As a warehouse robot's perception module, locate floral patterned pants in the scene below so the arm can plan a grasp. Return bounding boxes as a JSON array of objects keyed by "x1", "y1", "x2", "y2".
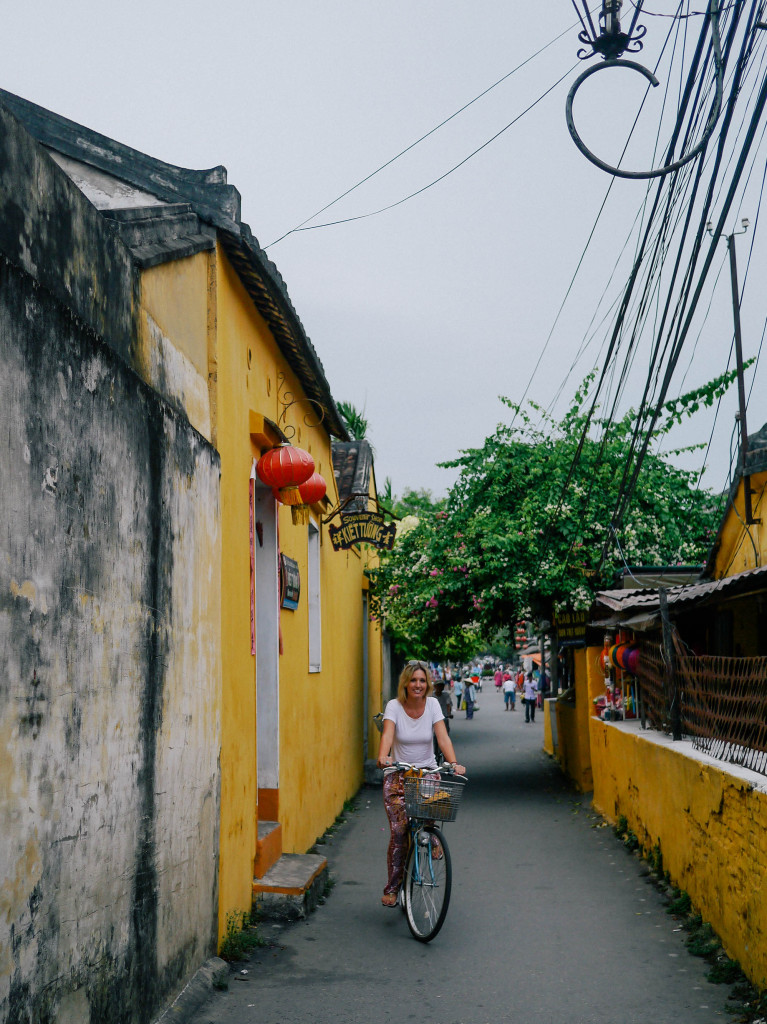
[{"x1": 382, "y1": 770, "x2": 439, "y2": 895}]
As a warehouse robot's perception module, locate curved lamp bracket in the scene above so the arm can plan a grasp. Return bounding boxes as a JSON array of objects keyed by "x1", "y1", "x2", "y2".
[
  {"x1": 276, "y1": 372, "x2": 326, "y2": 441},
  {"x1": 566, "y1": 2, "x2": 724, "y2": 180}
]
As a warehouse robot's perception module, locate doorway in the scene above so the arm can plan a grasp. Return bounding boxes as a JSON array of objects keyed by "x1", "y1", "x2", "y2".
[{"x1": 254, "y1": 479, "x2": 280, "y2": 821}]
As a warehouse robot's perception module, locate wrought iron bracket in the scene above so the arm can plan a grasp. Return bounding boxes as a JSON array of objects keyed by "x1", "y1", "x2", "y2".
[
  {"x1": 276, "y1": 371, "x2": 326, "y2": 441},
  {"x1": 566, "y1": 0, "x2": 724, "y2": 180},
  {"x1": 572, "y1": 0, "x2": 647, "y2": 61},
  {"x1": 322, "y1": 492, "x2": 399, "y2": 525}
]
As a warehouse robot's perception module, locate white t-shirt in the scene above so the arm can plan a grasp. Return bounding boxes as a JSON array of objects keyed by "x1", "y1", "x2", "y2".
[{"x1": 383, "y1": 697, "x2": 444, "y2": 769}]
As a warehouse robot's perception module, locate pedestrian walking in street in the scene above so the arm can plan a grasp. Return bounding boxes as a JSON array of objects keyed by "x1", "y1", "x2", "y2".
[
  {"x1": 503, "y1": 673, "x2": 516, "y2": 711},
  {"x1": 523, "y1": 672, "x2": 538, "y2": 723},
  {"x1": 376, "y1": 661, "x2": 465, "y2": 908},
  {"x1": 433, "y1": 679, "x2": 453, "y2": 730},
  {"x1": 433, "y1": 680, "x2": 453, "y2": 759},
  {"x1": 464, "y1": 677, "x2": 477, "y2": 719},
  {"x1": 539, "y1": 668, "x2": 550, "y2": 708},
  {"x1": 494, "y1": 666, "x2": 503, "y2": 692},
  {"x1": 454, "y1": 675, "x2": 463, "y2": 710}
]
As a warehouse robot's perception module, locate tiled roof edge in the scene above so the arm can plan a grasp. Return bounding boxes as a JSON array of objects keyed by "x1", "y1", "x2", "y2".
[{"x1": 0, "y1": 88, "x2": 349, "y2": 441}]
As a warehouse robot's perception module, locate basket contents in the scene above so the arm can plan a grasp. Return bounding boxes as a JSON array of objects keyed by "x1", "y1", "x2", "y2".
[{"x1": 403, "y1": 775, "x2": 466, "y2": 822}]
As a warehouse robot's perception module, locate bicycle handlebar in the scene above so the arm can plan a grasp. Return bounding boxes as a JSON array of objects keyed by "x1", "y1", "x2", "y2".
[{"x1": 383, "y1": 761, "x2": 468, "y2": 781}]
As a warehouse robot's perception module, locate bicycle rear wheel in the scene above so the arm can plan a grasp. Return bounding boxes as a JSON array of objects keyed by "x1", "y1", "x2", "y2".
[{"x1": 404, "y1": 826, "x2": 451, "y2": 942}]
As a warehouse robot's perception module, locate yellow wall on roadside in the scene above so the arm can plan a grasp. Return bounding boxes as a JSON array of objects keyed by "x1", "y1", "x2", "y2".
[
  {"x1": 137, "y1": 241, "x2": 384, "y2": 940},
  {"x1": 555, "y1": 647, "x2": 594, "y2": 792},
  {"x1": 543, "y1": 700, "x2": 555, "y2": 756},
  {"x1": 712, "y1": 471, "x2": 767, "y2": 578},
  {"x1": 590, "y1": 719, "x2": 767, "y2": 990},
  {"x1": 214, "y1": 245, "x2": 382, "y2": 931},
  {"x1": 215, "y1": 247, "x2": 266, "y2": 936},
  {"x1": 277, "y1": 513, "x2": 382, "y2": 854}
]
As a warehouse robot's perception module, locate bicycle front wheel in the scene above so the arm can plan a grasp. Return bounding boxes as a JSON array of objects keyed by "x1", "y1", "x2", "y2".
[{"x1": 404, "y1": 826, "x2": 452, "y2": 942}]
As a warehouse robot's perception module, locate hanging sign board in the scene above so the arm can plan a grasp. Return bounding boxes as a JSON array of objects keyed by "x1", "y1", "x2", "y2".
[
  {"x1": 280, "y1": 554, "x2": 301, "y2": 610},
  {"x1": 554, "y1": 608, "x2": 589, "y2": 642},
  {"x1": 329, "y1": 511, "x2": 396, "y2": 552}
]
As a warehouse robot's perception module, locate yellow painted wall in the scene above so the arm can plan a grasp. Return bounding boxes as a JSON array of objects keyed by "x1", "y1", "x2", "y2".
[
  {"x1": 139, "y1": 241, "x2": 384, "y2": 938},
  {"x1": 277, "y1": 466, "x2": 383, "y2": 850},
  {"x1": 543, "y1": 700, "x2": 555, "y2": 756},
  {"x1": 214, "y1": 245, "x2": 382, "y2": 928},
  {"x1": 554, "y1": 647, "x2": 593, "y2": 792},
  {"x1": 712, "y1": 471, "x2": 767, "y2": 578},
  {"x1": 138, "y1": 253, "x2": 213, "y2": 442},
  {"x1": 590, "y1": 719, "x2": 767, "y2": 989}
]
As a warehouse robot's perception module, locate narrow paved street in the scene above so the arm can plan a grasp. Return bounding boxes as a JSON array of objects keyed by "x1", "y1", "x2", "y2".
[{"x1": 193, "y1": 695, "x2": 732, "y2": 1024}]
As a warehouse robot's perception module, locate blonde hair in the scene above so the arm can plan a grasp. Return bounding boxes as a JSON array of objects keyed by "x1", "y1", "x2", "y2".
[{"x1": 397, "y1": 661, "x2": 434, "y2": 703}]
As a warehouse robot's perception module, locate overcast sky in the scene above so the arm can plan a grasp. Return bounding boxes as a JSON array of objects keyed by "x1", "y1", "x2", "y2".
[{"x1": 6, "y1": 2, "x2": 767, "y2": 501}]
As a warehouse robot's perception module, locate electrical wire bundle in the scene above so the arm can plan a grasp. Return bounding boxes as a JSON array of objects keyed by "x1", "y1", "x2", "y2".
[{"x1": 545, "y1": 0, "x2": 767, "y2": 575}]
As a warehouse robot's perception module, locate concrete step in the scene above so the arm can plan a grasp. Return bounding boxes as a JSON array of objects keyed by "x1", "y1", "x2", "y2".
[
  {"x1": 252, "y1": 853, "x2": 328, "y2": 922},
  {"x1": 254, "y1": 820, "x2": 282, "y2": 879}
]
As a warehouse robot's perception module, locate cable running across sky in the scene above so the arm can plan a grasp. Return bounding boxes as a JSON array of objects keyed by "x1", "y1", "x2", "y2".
[
  {"x1": 535, "y1": 0, "x2": 767, "y2": 575},
  {"x1": 265, "y1": 14, "x2": 589, "y2": 247}
]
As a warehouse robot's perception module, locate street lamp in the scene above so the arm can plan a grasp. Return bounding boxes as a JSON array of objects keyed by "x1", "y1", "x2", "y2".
[
  {"x1": 566, "y1": 0, "x2": 725, "y2": 180},
  {"x1": 570, "y1": 0, "x2": 647, "y2": 62}
]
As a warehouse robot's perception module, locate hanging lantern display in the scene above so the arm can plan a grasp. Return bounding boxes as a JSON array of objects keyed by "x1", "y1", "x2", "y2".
[
  {"x1": 265, "y1": 458, "x2": 327, "y2": 526},
  {"x1": 298, "y1": 471, "x2": 327, "y2": 506},
  {"x1": 613, "y1": 644, "x2": 640, "y2": 674},
  {"x1": 609, "y1": 643, "x2": 630, "y2": 670},
  {"x1": 257, "y1": 444, "x2": 314, "y2": 507}
]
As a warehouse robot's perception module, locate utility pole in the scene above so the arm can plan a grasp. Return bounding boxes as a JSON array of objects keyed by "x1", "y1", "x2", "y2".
[{"x1": 709, "y1": 218, "x2": 761, "y2": 525}]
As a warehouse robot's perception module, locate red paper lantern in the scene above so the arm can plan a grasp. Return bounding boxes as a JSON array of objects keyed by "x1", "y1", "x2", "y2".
[
  {"x1": 269, "y1": 467, "x2": 327, "y2": 525},
  {"x1": 257, "y1": 444, "x2": 314, "y2": 505},
  {"x1": 298, "y1": 472, "x2": 327, "y2": 505}
]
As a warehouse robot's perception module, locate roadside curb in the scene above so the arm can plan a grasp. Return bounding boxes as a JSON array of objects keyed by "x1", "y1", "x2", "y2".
[{"x1": 152, "y1": 956, "x2": 229, "y2": 1023}]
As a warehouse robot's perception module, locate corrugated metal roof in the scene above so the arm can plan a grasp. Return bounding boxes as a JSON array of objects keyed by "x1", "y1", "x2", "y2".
[{"x1": 596, "y1": 563, "x2": 767, "y2": 615}]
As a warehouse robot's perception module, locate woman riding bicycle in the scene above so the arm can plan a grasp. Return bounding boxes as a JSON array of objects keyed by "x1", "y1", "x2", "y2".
[{"x1": 377, "y1": 660, "x2": 466, "y2": 908}]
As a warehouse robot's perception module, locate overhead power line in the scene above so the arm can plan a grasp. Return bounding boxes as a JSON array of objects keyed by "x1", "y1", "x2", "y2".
[
  {"x1": 265, "y1": 17, "x2": 584, "y2": 247},
  {"x1": 267, "y1": 65, "x2": 578, "y2": 239}
]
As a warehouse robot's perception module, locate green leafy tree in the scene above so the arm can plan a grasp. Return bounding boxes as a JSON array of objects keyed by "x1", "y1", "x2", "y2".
[
  {"x1": 338, "y1": 401, "x2": 370, "y2": 443},
  {"x1": 370, "y1": 370, "x2": 740, "y2": 656},
  {"x1": 368, "y1": 494, "x2": 482, "y2": 662},
  {"x1": 393, "y1": 488, "x2": 445, "y2": 518}
]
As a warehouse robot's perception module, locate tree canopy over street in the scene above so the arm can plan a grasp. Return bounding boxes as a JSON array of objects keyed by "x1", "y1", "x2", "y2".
[{"x1": 369, "y1": 370, "x2": 743, "y2": 661}]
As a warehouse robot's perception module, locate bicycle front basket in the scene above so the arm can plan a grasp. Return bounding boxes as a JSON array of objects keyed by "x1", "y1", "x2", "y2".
[{"x1": 403, "y1": 775, "x2": 466, "y2": 822}]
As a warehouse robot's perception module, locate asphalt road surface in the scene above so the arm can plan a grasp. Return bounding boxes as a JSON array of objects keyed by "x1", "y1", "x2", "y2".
[{"x1": 191, "y1": 691, "x2": 731, "y2": 1024}]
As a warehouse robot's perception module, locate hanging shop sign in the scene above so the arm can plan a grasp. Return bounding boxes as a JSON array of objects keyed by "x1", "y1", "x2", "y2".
[
  {"x1": 329, "y1": 511, "x2": 397, "y2": 552},
  {"x1": 280, "y1": 554, "x2": 301, "y2": 610},
  {"x1": 553, "y1": 609, "x2": 589, "y2": 642}
]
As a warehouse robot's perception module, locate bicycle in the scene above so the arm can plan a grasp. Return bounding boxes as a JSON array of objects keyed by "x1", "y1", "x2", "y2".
[{"x1": 383, "y1": 762, "x2": 468, "y2": 942}]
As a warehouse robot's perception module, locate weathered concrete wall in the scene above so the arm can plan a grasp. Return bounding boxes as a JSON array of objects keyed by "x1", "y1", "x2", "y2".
[
  {"x1": 0, "y1": 106, "x2": 221, "y2": 1024},
  {"x1": 0, "y1": 103, "x2": 136, "y2": 367},
  {"x1": 590, "y1": 719, "x2": 767, "y2": 989}
]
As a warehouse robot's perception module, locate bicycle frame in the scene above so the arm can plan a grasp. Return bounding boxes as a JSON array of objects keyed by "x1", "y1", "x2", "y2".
[
  {"x1": 384, "y1": 763, "x2": 465, "y2": 941},
  {"x1": 407, "y1": 820, "x2": 440, "y2": 888}
]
